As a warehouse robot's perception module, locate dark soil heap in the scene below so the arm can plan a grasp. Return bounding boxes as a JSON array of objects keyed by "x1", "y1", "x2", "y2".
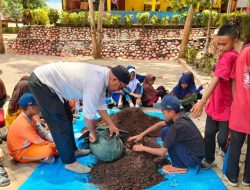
[
  {"x1": 97, "y1": 108, "x2": 163, "y2": 137},
  {"x1": 91, "y1": 108, "x2": 167, "y2": 190}
]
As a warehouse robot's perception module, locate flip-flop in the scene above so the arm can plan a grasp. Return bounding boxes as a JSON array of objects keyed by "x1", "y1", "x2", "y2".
[{"x1": 78, "y1": 128, "x2": 90, "y2": 140}]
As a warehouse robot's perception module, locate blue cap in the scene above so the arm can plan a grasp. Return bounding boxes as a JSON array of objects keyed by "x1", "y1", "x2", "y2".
[
  {"x1": 18, "y1": 93, "x2": 37, "y2": 108},
  {"x1": 153, "y1": 95, "x2": 180, "y2": 112}
]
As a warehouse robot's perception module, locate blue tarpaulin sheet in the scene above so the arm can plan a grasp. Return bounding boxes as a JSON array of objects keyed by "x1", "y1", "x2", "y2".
[{"x1": 19, "y1": 110, "x2": 226, "y2": 190}]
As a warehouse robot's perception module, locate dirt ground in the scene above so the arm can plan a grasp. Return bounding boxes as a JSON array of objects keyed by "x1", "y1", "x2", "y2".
[
  {"x1": 0, "y1": 52, "x2": 248, "y2": 190},
  {"x1": 93, "y1": 108, "x2": 165, "y2": 190}
]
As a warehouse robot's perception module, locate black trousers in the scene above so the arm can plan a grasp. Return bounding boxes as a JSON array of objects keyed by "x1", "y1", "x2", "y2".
[
  {"x1": 0, "y1": 96, "x2": 6, "y2": 108},
  {"x1": 29, "y1": 72, "x2": 77, "y2": 164},
  {"x1": 226, "y1": 130, "x2": 250, "y2": 181},
  {"x1": 204, "y1": 115, "x2": 229, "y2": 163}
]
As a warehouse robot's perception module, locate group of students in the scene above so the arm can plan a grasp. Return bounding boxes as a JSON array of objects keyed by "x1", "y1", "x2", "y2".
[
  {"x1": 126, "y1": 24, "x2": 250, "y2": 187},
  {"x1": 108, "y1": 65, "x2": 202, "y2": 111},
  {"x1": 0, "y1": 24, "x2": 249, "y2": 188}
]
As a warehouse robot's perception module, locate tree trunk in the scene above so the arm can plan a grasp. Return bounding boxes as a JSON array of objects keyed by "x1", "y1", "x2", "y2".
[
  {"x1": 96, "y1": 0, "x2": 105, "y2": 59},
  {"x1": 227, "y1": 0, "x2": 232, "y2": 13},
  {"x1": 0, "y1": 0, "x2": 5, "y2": 54},
  {"x1": 204, "y1": 0, "x2": 213, "y2": 54},
  {"x1": 16, "y1": 19, "x2": 19, "y2": 28},
  {"x1": 88, "y1": 0, "x2": 98, "y2": 58},
  {"x1": 179, "y1": 5, "x2": 194, "y2": 58}
]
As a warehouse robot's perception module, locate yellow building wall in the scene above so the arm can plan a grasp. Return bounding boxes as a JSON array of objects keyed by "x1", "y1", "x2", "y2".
[
  {"x1": 124, "y1": 0, "x2": 222, "y2": 11},
  {"x1": 212, "y1": 0, "x2": 222, "y2": 8},
  {"x1": 125, "y1": 0, "x2": 145, "y2": 11},
  {"x1": 159, "y1": 0, "x2": 171, "y2": 11}
]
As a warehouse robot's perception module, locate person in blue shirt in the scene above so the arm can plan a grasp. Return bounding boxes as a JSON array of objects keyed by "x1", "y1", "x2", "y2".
[
  {"x1": 128, "y1": 95, "x2": 205, "y2": 174},
  {"x1": 171, "y1": 72, "x2": 202, "y2": 112}
]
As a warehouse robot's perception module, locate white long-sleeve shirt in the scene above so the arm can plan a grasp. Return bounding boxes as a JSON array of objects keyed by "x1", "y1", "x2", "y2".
[{"x1": 34, "y1": 62, "x2": 109, "y2": 120}]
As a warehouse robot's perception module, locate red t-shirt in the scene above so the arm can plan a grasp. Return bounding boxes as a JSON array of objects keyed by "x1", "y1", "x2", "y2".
[
  {"x1": 229, "y1": 45, "x2": 250, "y2": 134},
  {"x1": 205, "y1": 50, "x2": 238, "y2": 121}
]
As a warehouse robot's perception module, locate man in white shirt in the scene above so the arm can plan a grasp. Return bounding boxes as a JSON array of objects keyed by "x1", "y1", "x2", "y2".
[{"x1": 29, "y1": 62, "x2": 130, "y2": 174}]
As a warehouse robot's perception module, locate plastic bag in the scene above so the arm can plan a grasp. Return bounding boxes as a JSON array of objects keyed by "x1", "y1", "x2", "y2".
[{"x1": 90, "y1": 126, "x2": 124, "y2": 162}]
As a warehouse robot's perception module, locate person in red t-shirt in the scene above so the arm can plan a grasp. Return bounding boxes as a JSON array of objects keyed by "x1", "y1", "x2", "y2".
[
  {"x1": 191, "y1": 25, "x2": 239, "y2": 167},
  {"x1": 225, "y1": 36, "x2": 250, "y2": 187}
]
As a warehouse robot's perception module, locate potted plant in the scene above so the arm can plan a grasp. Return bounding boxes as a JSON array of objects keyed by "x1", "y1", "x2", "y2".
[{"x1": 81, "y1": 0, "x2": 89, "y2": 10}]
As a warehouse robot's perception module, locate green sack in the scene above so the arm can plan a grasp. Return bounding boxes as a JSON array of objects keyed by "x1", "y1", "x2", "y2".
[
  {"x1": 180, "y1": 93, "x2": 197, "y2": 106},
  {"x1": 90, "y1": 126, "x2": 124, "y2": 162}
]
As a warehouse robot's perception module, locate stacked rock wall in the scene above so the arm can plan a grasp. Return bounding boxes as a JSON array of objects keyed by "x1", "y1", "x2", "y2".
[{"x1": 8, "y1": 26, "x2": 209, "y2": 59}]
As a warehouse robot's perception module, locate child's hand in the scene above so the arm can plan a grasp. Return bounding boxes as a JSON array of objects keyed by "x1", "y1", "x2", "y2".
[
  {"x1": 133, "y1": 144, "x2": 145, "y2": 152},
  {"x1": 191, "y1": 100, "x2": 205, "y2": 118},
  {"x1": 127, "y1": 134, "x2": 143, "y2": 142}
]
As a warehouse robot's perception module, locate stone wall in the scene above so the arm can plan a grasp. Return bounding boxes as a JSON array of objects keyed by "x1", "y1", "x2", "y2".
[{"x1": 7, "y1": 26, "x2": 209, "y2": 59}]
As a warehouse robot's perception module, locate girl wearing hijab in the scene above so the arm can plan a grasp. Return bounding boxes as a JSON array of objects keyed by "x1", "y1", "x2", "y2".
[
  {"x1": 112, "y1": 67, "x2": 143, "y2": 108},
  {"x1": 171, "y1": 72, "x2": 198, "y2": 112},
  {"x1": 142, "y1": 74, "x2": 167, "y2": 107},
  {"x1": 5, "y1": 76, "x2": 30, "y2": 126},
  {"x1": 123, "y1": 67, "x2": 143, "y2": 108}
]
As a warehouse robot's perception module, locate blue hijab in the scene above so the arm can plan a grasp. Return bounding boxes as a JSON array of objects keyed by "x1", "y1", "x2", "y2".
[{"x1": 172, "y1": 73, "x2": 196, "y2": 99}]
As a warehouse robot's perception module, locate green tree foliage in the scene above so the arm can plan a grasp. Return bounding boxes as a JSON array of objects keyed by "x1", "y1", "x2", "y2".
[
  {"x1": 220, "y1": 12, "x2": 250, "y2": 41},
  {"x1": 30, "y1": 8, "x2": 49, "y2": 25},
  {"x1": 2, "y1": 0, "x2": 24, "y2": 28},
  {"x1": 169, "y1": 0, "x2": 200, "y2": 12},
  {"x1": 48, "y1": 8, "x2": 59, "y2": 24},
  {"x1": 202, "y1": 9, "x2": 218, "y2": 27},
  {"x1": 22, "y1": 0, "x2": 47, "y2": 10}
]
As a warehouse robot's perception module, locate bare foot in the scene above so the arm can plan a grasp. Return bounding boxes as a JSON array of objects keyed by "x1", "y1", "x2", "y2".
[{"x1": 162, "y1": 165, "x2": 187, "y2": 174}]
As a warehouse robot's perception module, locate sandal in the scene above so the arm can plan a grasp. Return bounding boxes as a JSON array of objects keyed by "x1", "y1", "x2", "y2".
[
  {"x1": 78, "y1": 128, "x2": 90, "y2": 140},
  {"x1": 0, "y1": 166, "x2": 7, "y2": 177},
  {"x1": 65, "y1": 162, "x2": 91, "y2": 174},
  {"x1": 0, "y1": 175, "x2": 10, "y2": 187}
]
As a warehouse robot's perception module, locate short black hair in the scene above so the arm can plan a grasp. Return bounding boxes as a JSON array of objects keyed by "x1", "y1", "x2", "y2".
[
  {"x1": 22, "y1": 106, "x2": 28, "y2": 111},
  {"x1": 217, "y1": 24, "x2": 238, "y2": 39}
]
